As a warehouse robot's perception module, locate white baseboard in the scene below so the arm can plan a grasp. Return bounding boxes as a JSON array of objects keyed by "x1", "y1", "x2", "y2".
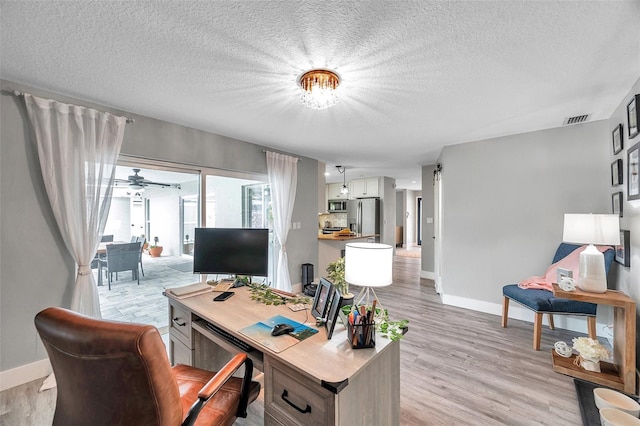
[
  {"x1": 420, "y1": 270, "x2": 435, "y2": 280},
  {"x1": 440, "y1": 294, "x2": 610, "y2": 338},
  {"x1": 0, "y1": 359, "x2": 51, "y2": 392}
]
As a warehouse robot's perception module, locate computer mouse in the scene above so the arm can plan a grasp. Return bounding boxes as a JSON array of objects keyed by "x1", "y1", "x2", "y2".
[{"x1": 271, "y1": 323, "x2": 294, "y2": 336}]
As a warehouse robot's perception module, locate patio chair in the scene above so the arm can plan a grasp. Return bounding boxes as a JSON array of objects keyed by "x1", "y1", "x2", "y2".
[
  {"x1": 91, "y1": 234, "x2": 114, "y2": 271},
  {"x1": 35, "y1": 307, "x2": 260, "y2": 426},
  {"x1": 99, "y1": 242, "x2": 142, "y2": 290},
  {"x1": 136, "y1": 236, "x2": 145, "y2": 277}
]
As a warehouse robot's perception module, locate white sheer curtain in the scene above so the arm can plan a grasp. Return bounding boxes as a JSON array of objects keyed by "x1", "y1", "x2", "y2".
[
  {"x1": 266, "y1": 151, "x2": 298, "y2": 291},
  {"x1": 23, "y1": 93, "x2": 126, "y2": 317}
]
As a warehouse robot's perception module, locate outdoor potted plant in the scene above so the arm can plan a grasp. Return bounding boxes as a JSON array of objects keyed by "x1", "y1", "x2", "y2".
[
  {"x1": 326, "y1": 257, "x2": 354, "y2": 306},
  {"x1": 148, "y1": 236, "x2": 163, "y2": 257}
]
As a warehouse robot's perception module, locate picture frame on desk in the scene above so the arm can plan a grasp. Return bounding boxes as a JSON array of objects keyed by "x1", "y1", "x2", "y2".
[
  {"x1": 615, "y1": 230, "x2": 631, "y2": 267},
  {"x1": 325, "y1": 287, "x2": 343, "y2": 339},
  {"x1": 311, "y1": 277, "x2": 333, "y2": 320},
  {"x1": 628, "y1": 141, "x2": 640, "y2": 201},
  {"x1": 612, "y1": 123, "x2": 623, "y2": 155}
]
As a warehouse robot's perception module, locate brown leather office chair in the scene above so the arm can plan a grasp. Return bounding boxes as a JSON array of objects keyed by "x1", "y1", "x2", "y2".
[{"x1": 34, "y1": 307, "x2": 260, "y2": 426}]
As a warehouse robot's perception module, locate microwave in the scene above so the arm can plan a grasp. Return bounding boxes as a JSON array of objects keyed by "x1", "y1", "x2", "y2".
[{"x1": 328, "y1": 200, "x2": 347, "y2": 212}]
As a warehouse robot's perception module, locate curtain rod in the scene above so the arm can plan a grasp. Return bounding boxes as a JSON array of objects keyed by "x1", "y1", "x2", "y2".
[
  {"x1": 10, "y1": 89, "x2": 135, "y2": 123},
  {"x1": 262, "y1": 150, "x2": 301, "y2": 162}
]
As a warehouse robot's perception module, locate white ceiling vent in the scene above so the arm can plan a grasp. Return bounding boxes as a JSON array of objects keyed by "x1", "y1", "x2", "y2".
[{"x1": 563, "y1": 114, "x2": 590, "y2": 125}]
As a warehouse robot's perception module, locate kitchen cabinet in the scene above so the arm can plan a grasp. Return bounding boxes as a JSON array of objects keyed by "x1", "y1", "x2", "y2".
[
  {"x1": 349, "y1": 178, "x2": 379, "y2": 198},
  {"x1": 327, "y1": 183, "x2": 349, "y2": 200}
]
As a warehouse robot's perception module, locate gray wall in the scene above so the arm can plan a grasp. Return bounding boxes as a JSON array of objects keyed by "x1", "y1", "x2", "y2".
[
  {"x1": 0, "y1": 80, "x2": 319, "y2": 372},
  {"x1": 380, "y1": 177, "x2": 396, "y2": 247},
  {"x1": 608, "y1": 77, "x2": 640, "y2": 368},
  {"x1": 438, "y1": 121, "x2": 610, "y2": 303},
  {"x1": 421, "y1": 165, "x2": 436, "y2": 275}
]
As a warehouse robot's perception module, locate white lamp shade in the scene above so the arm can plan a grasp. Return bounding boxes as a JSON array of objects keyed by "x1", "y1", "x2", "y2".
[
  {"x1": 562, "y1": 214, "x2": 620, "y2": 246},
  {"x1": 345, "y1": 242, "x2": 393, "y2": 287}
]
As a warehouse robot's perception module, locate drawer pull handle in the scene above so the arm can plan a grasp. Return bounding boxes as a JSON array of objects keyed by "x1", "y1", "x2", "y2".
[
  {"x1": 172, "y1": 317, "x2": 186, "y2": 327},
  {"x1": 281, "y1": 389, "x2": 311, "y2": 414}
]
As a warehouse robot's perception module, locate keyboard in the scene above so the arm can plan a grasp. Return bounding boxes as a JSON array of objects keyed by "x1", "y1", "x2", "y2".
[{"x1": 203, "y1": 321, "x2": 253, "y2": 352}]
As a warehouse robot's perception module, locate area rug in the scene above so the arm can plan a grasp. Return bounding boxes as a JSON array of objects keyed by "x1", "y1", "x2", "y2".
[
  {"x1": 573, "y1": 379, "x2": 639, "y2": 426},
  {"x1": 168, "y1": 262, "x2": 193, "y2": 273}
]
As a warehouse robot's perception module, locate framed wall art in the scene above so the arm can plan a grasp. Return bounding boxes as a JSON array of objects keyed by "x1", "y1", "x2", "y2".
[
  {"x1": 612, "y1": 123, "x2": 624, "y2": 154},
  {"x1": 615, "y1": 230, "x2": 630, "y2": 267},
  {"x1": 612, "y1": 192, "x2": 623, "y2": 217},
  {"x1": 629, "y1": 141, "x2": 640, "y2": 201},
  {"x1": 611, "y1": 159, "x2": 623, "y2": 186},
  {"x1": 628, "y1": 94, "x2": 640, "y2": 139}
]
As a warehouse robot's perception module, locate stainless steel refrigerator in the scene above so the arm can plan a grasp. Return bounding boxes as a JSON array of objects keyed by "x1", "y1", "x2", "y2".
[{"x1": 347, "y1": 198, "x2": 380, "y2": 240}]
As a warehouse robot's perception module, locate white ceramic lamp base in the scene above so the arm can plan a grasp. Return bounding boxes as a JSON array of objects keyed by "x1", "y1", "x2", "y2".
[{"x1": 578, "y1": 244, "x2": 607, "y2": 293}]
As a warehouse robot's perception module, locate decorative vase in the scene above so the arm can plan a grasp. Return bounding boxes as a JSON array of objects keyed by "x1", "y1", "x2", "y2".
[
  {"x1": 149, "y1": 246, "x2": 163, "y2": 257},
  {"x1": 580, "y1": 357, "x2": 601, "y2": 373}
]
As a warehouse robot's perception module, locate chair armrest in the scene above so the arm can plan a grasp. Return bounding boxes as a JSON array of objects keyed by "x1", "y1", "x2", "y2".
[{"x1": 182, "y1": 353, "x2": 253, "y2": 426}]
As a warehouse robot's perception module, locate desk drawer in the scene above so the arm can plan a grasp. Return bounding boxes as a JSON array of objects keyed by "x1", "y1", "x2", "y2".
[
  {"x1": 265, "y1": 358, "x2": 334, "y2": 426},
  {"x1": 169, "y1": 302, "x2": 191, "y2": 345},
  {"x1": 170, "y1": 333, "x2": 193, "y2": 366}
]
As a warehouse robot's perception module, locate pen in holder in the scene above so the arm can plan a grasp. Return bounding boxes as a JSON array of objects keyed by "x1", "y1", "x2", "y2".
[{"x1": 347, "y1": 320, "x2": 375, "y2": 349}]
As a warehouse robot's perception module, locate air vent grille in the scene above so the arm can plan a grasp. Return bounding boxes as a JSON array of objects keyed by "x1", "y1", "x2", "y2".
[{"x1": 563, "y1": 114, "x2": 590, "y2": 125}]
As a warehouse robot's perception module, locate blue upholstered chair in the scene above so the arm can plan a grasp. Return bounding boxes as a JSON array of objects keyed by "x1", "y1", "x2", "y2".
[{"x1": 502, "y1": 243, "x2": 615, "y2": 350}]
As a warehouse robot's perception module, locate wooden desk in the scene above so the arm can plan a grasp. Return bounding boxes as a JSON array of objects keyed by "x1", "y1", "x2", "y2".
[
  {"x1": 166, "y1": 287, "x2": 400, "y2": 425},
  {"x1": 551, "y1": 283, "x2": 636, "y2": 394}
]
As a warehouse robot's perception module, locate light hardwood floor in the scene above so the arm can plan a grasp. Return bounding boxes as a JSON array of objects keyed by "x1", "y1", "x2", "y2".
[{"x1": 1, "y1": 255, "x2": 587, "y2": 425}]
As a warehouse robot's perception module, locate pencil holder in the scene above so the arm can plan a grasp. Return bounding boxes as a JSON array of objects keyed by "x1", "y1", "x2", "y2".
[{"x1": 347, "y1": 321, "x2": 375, "y2": 349}]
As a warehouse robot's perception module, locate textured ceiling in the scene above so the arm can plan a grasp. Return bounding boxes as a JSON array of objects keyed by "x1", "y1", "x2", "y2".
[{"x1": 2, "y1": 1, "x2": 639, "y2": 190}]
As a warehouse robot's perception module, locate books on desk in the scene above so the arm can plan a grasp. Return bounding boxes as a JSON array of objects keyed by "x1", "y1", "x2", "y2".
[
  {"x1": 239, "y1": 315, "x2": 318, "y2": 353},
  {"x1": 166, "y1": 283, "x2": 213, "y2": 299}
]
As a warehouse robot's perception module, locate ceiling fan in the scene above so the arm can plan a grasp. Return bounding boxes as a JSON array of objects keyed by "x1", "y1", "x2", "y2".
[{"x1": 114, "y1": 168, "x2": 181, "y2": 190}]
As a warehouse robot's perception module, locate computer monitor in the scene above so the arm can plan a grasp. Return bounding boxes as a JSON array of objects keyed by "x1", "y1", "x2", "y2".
[{"x1": 193, "y1": 228, "x2": 269, "y2": 278}]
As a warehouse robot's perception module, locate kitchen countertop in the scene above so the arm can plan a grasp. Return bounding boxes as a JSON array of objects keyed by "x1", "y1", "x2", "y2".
[{"x1": 317, "y1": 233, "x2": 378, "y2": 241}]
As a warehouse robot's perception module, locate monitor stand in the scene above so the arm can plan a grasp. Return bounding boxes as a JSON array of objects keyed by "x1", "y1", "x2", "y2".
[{"x1": 232, "y1": 279, "x2": 245, "y2": 288}]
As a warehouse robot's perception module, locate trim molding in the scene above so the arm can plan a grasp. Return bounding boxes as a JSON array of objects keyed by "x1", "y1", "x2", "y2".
[
  {"x1": 420, "y1": 270, "x2": 435, "y2": 280},
  {"x1": 0, "y1": 359, "x2": 51, "y2": 392}
]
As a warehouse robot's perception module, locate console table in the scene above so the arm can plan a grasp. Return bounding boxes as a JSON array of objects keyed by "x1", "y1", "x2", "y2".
[
  {"x1": 551, "y1": 284, "x2": 636, "y2": 394},
  {"x1": 166, "y1": 287, "x2": 400, "y2": 425}
]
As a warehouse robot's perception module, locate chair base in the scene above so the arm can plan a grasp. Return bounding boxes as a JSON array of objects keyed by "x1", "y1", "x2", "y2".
[{"x1": 502, "y1": 295, "x2": 596, "y2": 350}]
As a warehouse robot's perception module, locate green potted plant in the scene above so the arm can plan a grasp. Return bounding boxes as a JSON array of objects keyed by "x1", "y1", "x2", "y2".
[
  {"x1": 148, "y1": 236, "x2": 163, "y2": 257},
  {"x1": 326, "y1": 257, "x2": 354, "y2": 305}
]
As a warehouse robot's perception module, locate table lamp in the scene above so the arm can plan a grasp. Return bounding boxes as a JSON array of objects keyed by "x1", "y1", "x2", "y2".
[
  {"x1": 562, "y1": 213, "x2": 620, "y2": 293},
  {"x1": 345, "y1": 242, "x2": 393, "y2": 317}
]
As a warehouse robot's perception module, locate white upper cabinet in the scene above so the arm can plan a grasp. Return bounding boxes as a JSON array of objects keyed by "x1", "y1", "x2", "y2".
[
  {"x1": 327, "y1": 182, "x2": 349, "y2": 200},
  {"x1": 349, "y1": 178, "x2": 379, "y2": 198},
  {"x1": 327, "y1": 177, "x2": 379, "y2": 201}
]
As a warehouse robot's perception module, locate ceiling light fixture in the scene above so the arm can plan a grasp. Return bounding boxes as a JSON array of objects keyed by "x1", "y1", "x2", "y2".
[
  {"x1": 336, "y1": 165, "x2": 348, "y2": 194},
  {"x1": 297, "y1": 69, "x2": 340, "y2": 110}
]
